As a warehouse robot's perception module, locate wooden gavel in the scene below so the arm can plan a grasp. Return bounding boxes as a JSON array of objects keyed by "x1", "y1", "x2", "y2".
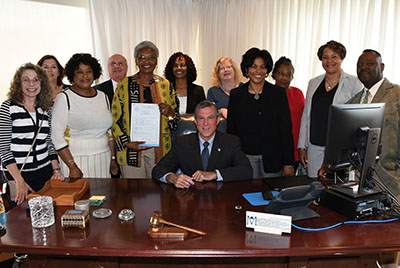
[{"x1": 149, "y1": 211, "x2": 206, "y2": 236}]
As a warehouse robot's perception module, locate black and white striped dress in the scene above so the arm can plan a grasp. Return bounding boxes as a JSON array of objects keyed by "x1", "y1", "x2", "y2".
[{"x1": 0, "y1": 100, "x2": 57, "y2": 191}]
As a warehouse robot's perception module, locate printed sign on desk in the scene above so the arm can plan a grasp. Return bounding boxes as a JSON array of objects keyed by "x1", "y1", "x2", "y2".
[{"x1": 246, "y1": 211, "x2": 291, "y2": 235}]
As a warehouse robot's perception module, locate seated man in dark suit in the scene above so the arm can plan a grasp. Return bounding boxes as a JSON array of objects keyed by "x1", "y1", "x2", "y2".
[
  {"x1": 96, "y1": 54, "x2": 128, "y2": 104},
  {"x1": 152, "y1": 100, "x2": 252, "y2": 188}
]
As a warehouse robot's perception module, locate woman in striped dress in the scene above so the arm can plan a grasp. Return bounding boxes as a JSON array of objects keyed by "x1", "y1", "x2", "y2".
[{"x1": 0, "y1": 63, "x2": 64, "y2": 205}]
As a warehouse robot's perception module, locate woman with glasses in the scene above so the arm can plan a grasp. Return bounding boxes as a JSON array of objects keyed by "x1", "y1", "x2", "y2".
[
  {"x1": 0, "y1": 63, "x2": 64, "y2": 205},
  {"x1": 272, "y1": 57, "x2": 305, "y2": 170},
  {"x1": 112, "y1": 41, "x2": 179, "y2": 179},
  {"x1": 164, "y1": 52, "x2": 205, "y2": 114},
  {"x1": 51, "y1": 53, "x2": 117, "y2": 179},
  {"x1": 207, "y1": 57, "x2": 242, "y2": 119},
  {"x1": 227, "y1": 48, "x2": 294, "y2": 178}
]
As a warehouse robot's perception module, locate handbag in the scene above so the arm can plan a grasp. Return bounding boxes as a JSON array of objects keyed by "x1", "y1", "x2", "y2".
[{"x1": 1, "y1": 117, "x2": 44, "y2": 202}]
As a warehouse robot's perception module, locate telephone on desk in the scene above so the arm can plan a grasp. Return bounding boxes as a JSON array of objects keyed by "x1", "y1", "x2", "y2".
[{"x1": 264, "y1": 181, "x2": 324, "y2": 221}]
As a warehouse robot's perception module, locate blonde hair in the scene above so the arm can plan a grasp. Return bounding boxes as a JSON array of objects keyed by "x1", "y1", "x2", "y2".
[{"x1": 210, "y1": 57, "x2": 243, "y2": 87}]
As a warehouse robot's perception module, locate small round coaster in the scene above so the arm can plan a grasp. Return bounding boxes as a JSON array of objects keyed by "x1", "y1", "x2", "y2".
[{"x1": 92, "y1": 208, "x2": 112, "y2": 219}]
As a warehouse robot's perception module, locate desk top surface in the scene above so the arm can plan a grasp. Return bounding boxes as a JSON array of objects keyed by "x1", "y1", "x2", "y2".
[{"x1": 1, "y1": 177, "x2": 400, "y2": 258}]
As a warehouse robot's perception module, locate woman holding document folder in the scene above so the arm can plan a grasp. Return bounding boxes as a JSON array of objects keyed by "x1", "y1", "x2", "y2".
[{"x1": 112, "y1": 41, "x2": 179, "y2": 179}]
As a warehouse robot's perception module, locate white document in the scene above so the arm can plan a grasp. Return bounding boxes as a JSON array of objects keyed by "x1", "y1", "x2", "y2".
[{"x1": 130, "y1": 103, "x2": 160, "y2": 147}]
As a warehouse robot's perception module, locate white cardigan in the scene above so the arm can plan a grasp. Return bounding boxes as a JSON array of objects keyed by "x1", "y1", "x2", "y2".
[{"x1": 297, "y1": 70, "x2": 363, "y2": 149}]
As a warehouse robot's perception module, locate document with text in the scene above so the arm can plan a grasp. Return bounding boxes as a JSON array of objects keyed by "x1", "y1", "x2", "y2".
[{"x1": 130, "y1": 103, "x2": 160, "y2": 147}]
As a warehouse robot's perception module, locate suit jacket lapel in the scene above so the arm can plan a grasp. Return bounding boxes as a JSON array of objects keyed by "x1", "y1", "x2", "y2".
[
  {"x1": 372, "y1": 78, "x2": 392, "y2": 103},
  {"x1": 192, "y1": 134, "x2": 203, "y2": 170},
  {"x1": 105, "y1": 80, "x2": 114, "y2": 104},
  {"x1": 352, "y1": 91, "x2": 363, "y2": 104}
]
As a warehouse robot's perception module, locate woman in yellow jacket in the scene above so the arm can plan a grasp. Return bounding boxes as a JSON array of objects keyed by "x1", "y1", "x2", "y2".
[{"x1": 112, "y1": 41, "x2": 179, "y2": 179}]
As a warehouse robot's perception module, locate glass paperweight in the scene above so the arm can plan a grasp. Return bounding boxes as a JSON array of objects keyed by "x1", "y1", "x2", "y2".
[{"x1": 28, "y1": 196, "x2": 55, "y2": 228}]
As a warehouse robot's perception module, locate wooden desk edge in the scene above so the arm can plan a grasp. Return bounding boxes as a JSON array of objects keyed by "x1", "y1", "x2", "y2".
[{"x1": 1, "y1": 245, "x2": 400, "y2": 258}]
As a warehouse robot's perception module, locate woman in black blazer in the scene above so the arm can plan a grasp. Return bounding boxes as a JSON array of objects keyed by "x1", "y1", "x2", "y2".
[
  {"x1": 227, "y1": 48, "x2": 294, "y2": 178},
  {"x1": 164, "y1": 52, "x2": 205, "y2": 114}
]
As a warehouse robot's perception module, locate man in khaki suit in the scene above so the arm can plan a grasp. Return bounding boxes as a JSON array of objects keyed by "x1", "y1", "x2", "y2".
[
  {"x1": 347, "y1": 50, "x2": 400, "y2": 197},
  {"x1": 347, "y1": 50, "x2": 400, "y2": 268}
]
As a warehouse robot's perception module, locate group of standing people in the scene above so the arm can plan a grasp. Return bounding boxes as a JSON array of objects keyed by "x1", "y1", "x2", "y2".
[
  {"x1": 110, "y1": 41, "x2": 305, "y2": 181},
  {"x1": 2, "y1": 39, "x2": 398, "y2": 206}
]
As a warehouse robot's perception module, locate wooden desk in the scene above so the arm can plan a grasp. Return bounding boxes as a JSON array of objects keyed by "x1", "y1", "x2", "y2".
[{"x1": 1, "y1": 178, "x2": 400, "y2": 268}]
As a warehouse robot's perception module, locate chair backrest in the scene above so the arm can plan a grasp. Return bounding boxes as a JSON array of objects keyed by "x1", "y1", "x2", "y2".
[{"x1": 171, "y1": 114, "x2": 226, "y2": 144}]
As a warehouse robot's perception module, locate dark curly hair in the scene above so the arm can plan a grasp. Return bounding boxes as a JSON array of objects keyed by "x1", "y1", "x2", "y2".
[
  {"x1": 272, "y1": 56, "x2": 295, "y2": 80},
  {"x1": 8, "y1": 63, "x2": 53, "y2": 111},
  {"x1": 164, "y1": 52, "x2": 197, "y2": 85},
  {"x1": 240, "y1": 47, "x2": 273, "y2": 78},
  {"x1": 317, "y1": 40, "x2": 346, "y2": 60},
  {"x1": 64, "y1": 53, "x2": 102, "y2": 84},
  {"x1": 37, "y1": 55, "x2": 64, "y2": 86}
]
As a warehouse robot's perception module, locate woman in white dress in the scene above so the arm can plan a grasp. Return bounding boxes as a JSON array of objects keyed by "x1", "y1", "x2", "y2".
[{"x1": 51, "y1": 53, "x2": 118, "y2": 179}]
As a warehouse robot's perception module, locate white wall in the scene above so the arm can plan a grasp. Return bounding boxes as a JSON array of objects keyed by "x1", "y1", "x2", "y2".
[{"x1": 0, "y1": 0, "x2": 93, "y2": 101}]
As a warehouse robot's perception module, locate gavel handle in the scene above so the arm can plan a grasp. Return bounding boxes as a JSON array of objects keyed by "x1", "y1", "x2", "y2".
[{"x1": 159, "y1": 219, "x2": 206, "y2": 236}]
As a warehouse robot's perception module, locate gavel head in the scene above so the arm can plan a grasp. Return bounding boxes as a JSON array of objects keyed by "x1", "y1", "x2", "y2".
[{"x1": 149, "y1": 211, "x2": 162, "y2": 232}]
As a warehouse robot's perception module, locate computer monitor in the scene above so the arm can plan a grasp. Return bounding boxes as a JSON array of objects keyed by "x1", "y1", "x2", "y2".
[{"x1": 324, "y1": 103, "x2": 385, "y2": 197}]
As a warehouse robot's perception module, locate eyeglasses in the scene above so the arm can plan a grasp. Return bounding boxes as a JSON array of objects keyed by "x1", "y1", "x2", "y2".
[
  {"x1": 110, "y1": 61, "x2": 126, "y2": 67},
  {"x1": 173, "y1": 63, "x2": 186, "y2": 68},
  {"x1": 22, "y1": 77, "x2": 40, "y2": 84},
  {"x1": 219, "y1": 65, "x2": 232, "y2": 71},
  {"x1": 137, "y1": 55, "x2": 156, "y2": 61},
  {"x1": 276, "y1": 71, "x2": 293, "y2": 79}
]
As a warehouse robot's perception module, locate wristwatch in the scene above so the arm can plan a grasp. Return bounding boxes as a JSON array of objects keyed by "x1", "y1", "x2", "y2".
[{"x1": 111, "y1": 156, "x2": 116, "y2": 160}]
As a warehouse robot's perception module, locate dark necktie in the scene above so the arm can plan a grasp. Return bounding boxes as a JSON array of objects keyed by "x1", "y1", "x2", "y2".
[{"x1": 201, "y1": 141, "x2": 210, "y2": 171}]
